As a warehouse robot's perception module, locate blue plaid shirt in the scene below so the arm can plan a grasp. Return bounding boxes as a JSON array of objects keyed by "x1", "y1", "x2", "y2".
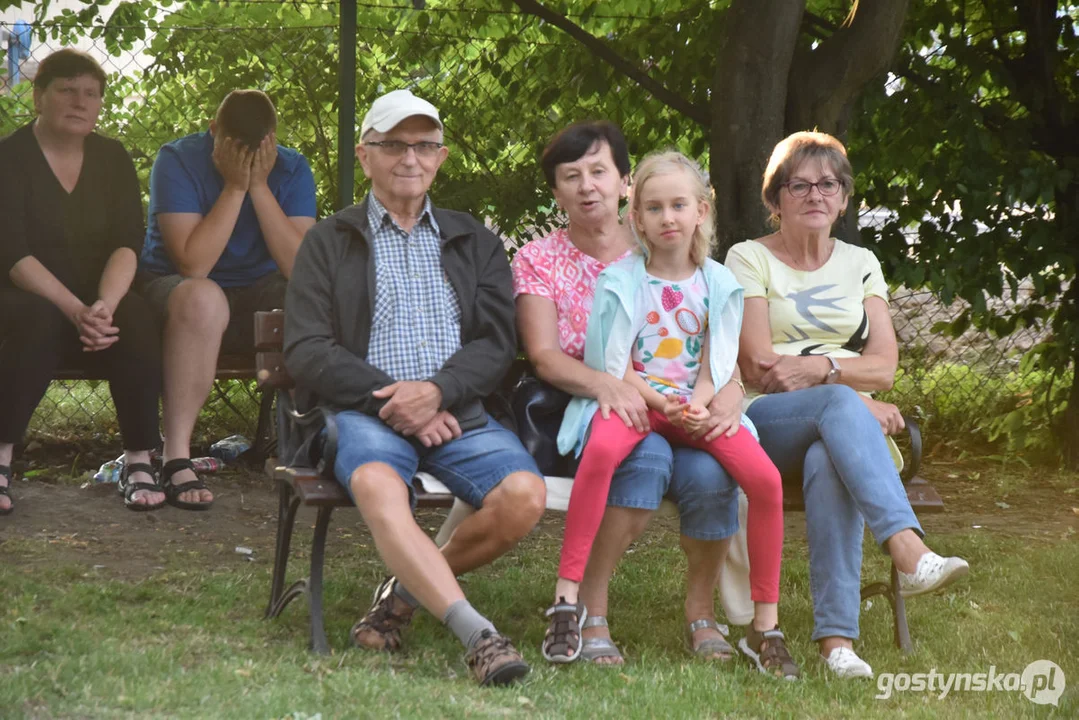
[{"x1": 366, "y1": 193, "x2": 462, "y2": 382}]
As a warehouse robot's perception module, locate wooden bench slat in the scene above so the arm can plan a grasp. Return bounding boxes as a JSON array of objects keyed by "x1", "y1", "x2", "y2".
[
  {"x1": 255, "y1": 310, "x2": 285, "y2": 351},
  {"x1": 56, "y1": 352, "x2": 255, "y2": 380},
  {"x1": 278, "y1": 464, "x2": 944, "y2": 515},
  {"x1": 256, "y1": 351, "x2": 292, "y2": 389},
  {"x1": 280, "y1": 467, "x2": 458, "y2": 509}
]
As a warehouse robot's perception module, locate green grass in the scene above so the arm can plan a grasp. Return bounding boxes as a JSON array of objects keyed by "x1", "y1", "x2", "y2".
[{"x1": 2, "y1": 516, "x2": 1076, "y2": 719}]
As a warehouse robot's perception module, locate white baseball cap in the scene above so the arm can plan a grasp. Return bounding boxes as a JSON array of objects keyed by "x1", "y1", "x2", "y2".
[{"x1": 360, "y1": 89, "x2": 442, "y2": 137}]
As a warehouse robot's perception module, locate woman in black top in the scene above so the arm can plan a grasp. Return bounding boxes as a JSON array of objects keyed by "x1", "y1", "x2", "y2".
[{"x1": 0, "y1": 49, "x2": 164, "y2": 513}]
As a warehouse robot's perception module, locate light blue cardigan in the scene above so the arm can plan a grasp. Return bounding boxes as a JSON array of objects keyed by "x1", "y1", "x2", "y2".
[{"x1": 557, "y1": 254, "x2": 757, "y2": 458}]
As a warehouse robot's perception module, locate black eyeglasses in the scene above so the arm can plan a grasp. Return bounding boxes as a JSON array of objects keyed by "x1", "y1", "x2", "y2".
[
  {"x1": 363, "y1": 140, "x2": 444, "y2": 158},
  {"x1": 783, "y1": 178, "x2": 843, "y2": 198}
]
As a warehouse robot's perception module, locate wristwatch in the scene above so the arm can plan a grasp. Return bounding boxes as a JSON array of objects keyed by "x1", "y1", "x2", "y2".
[{"x1": 823, "y1": 356, "x2": 842, "y2": 384}]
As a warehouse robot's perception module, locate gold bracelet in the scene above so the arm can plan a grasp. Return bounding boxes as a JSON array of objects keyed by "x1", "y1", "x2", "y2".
[{"x1": 730, "y1": 377, "x2": 746, "y2": 396}]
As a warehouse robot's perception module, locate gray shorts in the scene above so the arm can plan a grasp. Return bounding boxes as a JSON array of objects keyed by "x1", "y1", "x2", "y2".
[{"x1": 137, "y1": 271, "x2": 287, "y2": 354}]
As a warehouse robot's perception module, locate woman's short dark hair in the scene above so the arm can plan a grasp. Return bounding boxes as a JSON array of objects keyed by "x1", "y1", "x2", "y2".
[
  {"x1": 540, "y1": 121, "x2": 631, "y2": 188},
  {"x1": 33, "y1": 49, "x2": 107, "y2": 95},
  {"x1": 215, "y1": 89, "x2": 278, "y2": 150}
]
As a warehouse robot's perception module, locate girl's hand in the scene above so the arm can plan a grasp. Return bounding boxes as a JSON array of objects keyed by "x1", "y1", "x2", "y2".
[
  {"x1": 758, "y1": 355, "x2": 830, "y2": 394},
  {"x1": 663, "y1": 394, "x2": 686, "y2": 428},
  {"x1": 681, "y1": 403, "x2": 709, "y2": 433},
  {"x1": 699, "y1": 381, "x2": 745, "y2": 441},
  {"x1": 597, "y1": 376, "x2": 650, "y2": 433}
]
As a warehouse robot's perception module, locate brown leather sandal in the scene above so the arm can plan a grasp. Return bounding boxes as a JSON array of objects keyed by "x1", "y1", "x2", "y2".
[
  {"x1": 738, "y1": 625, "x2": 801, "y2": 680},
  {"x1": 350, "y1": 576, "x2": 415, "y2": 652},
  {"x1": 465, "y1": 630, "x2": 530, "y2": 686}
]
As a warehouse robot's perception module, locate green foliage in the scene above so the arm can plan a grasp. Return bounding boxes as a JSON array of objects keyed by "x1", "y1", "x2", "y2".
[
  {"x1": 984, "y1": 344, "x2": 1074, "y2": 459},
  {"x1": 883, "y1": 356, "x2": 1073, "y2": 462},
  {"x1": 851, "y1": 0, "x2": 1078, "y2": 441}
]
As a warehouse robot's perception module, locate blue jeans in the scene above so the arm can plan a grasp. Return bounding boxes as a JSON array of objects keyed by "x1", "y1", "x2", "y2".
[
  {"x1": 605, "y1": 432, "x2": 740, "y2": 542},
  {"x1": 331, "y1": 411, "x2": 541, "y2": 509},
  {"x1": 746, "y1": 385, "x2": 922, "y2": 641}
]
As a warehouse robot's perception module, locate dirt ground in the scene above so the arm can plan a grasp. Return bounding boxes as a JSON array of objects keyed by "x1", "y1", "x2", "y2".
[{"x1": 2, "y1": 440, "x2": 1077, "y2": 582}]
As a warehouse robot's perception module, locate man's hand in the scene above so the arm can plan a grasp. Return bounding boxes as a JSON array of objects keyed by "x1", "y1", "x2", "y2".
[
  {"x1": 249, "y1": 133, "x2": 278, "y2": 188},
  {"x1": 212, "y1": 136, "x2": 253, "y2": 192},
  {"x1": 72, "y1": 300, "x2": 119, "y2": 352},
  {"x1": 758, "y1": 355, "x2": 829, "y2": 394},
  {"x1": 415, "y1": 411, "x2": 462, "y2": 448},
  {"x1": 373, "y1": 381, "x2": 442, "y2": 435},
  {"x1": 699, "y1": 381, "x2": 745, "y2": 442},
  {"x1": 663, "y1": 394, "x2": 686, "y2": 429},
  {"x1": 860, "y1": 396, "x2": 905, "y2": 435},
  {"x1": 597, "y1": 376, "x2": 649, "y2": 432}
]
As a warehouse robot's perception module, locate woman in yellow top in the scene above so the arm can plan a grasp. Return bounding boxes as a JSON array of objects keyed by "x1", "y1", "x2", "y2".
[{"x1": 724, "y1": 131, "x2": 969, "y2": 679}]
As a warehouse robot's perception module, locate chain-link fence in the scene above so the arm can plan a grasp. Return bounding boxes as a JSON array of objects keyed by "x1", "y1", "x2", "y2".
[{"x1": 2, "y1": 2, "x2": 1063, "y2": 449}]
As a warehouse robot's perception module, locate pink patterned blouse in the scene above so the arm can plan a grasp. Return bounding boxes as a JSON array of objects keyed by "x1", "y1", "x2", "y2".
[{"x1": 511, "y1": 228, "x2": 632, "y2": 360}]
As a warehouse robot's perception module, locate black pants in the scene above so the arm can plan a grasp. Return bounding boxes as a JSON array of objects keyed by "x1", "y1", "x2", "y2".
[{"x1": 0, "y1": 287, "x2": 162, "y2": 449}]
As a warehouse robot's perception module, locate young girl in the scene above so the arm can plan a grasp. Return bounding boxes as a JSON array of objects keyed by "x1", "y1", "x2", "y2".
[{"x1": 543, "y1": 151, "x2": 799, "y2": 679}]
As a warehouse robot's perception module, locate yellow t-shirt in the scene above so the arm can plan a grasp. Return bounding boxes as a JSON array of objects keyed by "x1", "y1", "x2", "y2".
[
  {"x1": 726, "y1": 238, "x2": 903, "y2": 468},
  {"x1": 725, "y1": 238, "x2": 889, "y2": 360}
]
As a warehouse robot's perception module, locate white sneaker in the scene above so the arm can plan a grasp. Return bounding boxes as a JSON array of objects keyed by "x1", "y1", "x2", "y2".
[
  {"x1": 823, "y1": 647, "x2": 873, "y2": 679},
  {"x1": 898, "y1": 551, "x2": 969, "y2": 598}
]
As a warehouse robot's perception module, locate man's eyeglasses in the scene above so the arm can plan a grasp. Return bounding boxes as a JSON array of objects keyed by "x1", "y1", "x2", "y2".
[
  {"x1": 364, "y1": 140, "x2": 444, "y2": 158},
  {"x1": 783, "y1": 178, "x2": 843, "y2": 198}
]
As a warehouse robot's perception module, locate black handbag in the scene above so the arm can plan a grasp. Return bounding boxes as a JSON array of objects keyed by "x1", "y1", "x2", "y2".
[{"x1": 511, "y1": 374, "x2": 579, "y2": 477}]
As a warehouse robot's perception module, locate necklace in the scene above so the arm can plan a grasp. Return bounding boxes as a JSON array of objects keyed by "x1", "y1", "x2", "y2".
[{"x1": 778, "y1": 231, "x2": 831, "y2": 272}]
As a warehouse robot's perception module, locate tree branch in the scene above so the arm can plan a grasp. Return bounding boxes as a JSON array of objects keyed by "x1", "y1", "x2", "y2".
[
  {"x1": 802, "y1": 10, "x2": 838, "y2": 39},
  {"x1": 509, "y1": 0, "x2": 709, "y2": 126},
  {"x1": 786, "y1": 0, "x2": 912, "y2": 135}
]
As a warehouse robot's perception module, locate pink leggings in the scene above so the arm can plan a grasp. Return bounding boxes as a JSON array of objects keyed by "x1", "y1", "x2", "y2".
[{"x1": 559, "y1": 408, "x2": 784, "y2": 602}]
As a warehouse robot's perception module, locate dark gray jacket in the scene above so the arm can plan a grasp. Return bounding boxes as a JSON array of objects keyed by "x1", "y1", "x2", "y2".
[{"x1": 283, "y1": 196, "x2": 516, "y2": 452}]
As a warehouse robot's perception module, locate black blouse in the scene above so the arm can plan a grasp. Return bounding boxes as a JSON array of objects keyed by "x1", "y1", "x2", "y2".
[{"x1": 0, "y1": 122, "x2": 144, "y2": 300}]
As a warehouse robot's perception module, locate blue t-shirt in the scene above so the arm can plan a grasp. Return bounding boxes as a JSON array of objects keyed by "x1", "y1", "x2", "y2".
[{"x1": 140, "y1": 131, "x2": 317, "y2": 287}]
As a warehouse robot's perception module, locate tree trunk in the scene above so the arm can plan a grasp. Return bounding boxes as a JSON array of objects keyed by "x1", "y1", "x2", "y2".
[
  {"x1": 1057, "y1": 178, "x2": 1079, "y2": 469},
  {"x1": 785, "y1": 0, "x2": 911, "y2": 134},
  {"x1": 710, "y1": 0, "x2": 805, "y2": 256},
  {"x1": 1065, "y1": 342, "x2": 1079, "y2": 470}
]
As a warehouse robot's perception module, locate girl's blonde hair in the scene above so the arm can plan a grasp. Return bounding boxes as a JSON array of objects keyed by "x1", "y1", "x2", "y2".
[{"x1": 629, "y1": 151, "x2": 714, "y2": 267}]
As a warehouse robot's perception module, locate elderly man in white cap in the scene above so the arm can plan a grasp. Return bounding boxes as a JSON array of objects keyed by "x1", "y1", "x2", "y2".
[{"x1": 283, "y1": 89, "x2": 546, "y2": 686}]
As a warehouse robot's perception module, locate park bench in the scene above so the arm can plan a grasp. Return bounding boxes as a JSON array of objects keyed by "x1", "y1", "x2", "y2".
[
  {"x1": 254, "y1": 309, "x2": 944, "y2": 656},
  {"x1": 53, "y1": 351, "x2": 275, "y2": 464}
]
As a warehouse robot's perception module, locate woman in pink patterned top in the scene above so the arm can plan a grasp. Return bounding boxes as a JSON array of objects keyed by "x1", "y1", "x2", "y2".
[{"x1": 511, "y1": 122, "x2": 743, "y2": 666}]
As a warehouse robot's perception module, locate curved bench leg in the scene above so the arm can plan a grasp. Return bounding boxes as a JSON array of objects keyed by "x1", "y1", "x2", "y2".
[
  {"x1": 892, "y1": 563, "x2": 913, "y2": 654},
  {"x1": 266, "y1": 481, "x2": 302, "y2": 618},
  {"x1": 309, "y1": 505, "x2": 334, "y2": 655}
]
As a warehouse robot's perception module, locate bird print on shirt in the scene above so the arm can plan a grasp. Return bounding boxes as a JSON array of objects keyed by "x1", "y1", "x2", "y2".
[{"x1": 786, "y1": 285, "x2": 845, "y2": 334}]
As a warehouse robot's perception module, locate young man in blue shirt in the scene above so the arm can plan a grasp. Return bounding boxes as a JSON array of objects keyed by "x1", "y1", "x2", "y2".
[{"x1": 138, "y1": 89, "x2": 317, "y2": 510}]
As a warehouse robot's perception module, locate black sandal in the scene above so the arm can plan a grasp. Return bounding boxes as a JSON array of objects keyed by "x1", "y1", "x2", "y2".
[
  {"x1": 0, "y1": 464, "x2": 13, "y2": 516},
  {"x1": 161, "y1": 458, "x2": 213, "y2": 511},
  {"x1": 117, "y1": 461, "x2": 165, "y2": 512}
]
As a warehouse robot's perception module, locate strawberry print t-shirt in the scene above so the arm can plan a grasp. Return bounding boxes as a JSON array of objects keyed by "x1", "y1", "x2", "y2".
[
  {"x1": 511, "y1": 228, "x2": 632, "y2": 360},
  {"x1": 631, "y1": 268, "x2": 709, "y2": 399}
]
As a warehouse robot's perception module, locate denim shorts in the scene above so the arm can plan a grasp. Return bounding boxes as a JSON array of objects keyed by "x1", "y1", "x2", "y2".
[
  {"x1": 136, "y1": 270, "x2": 287, "y2": 353},
  {"x1": 604, "y1": 432, "x2": 740, "y2": 541},
  {"x1": 330, "y1": 410, "x2": 541, "y2": 509}
]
